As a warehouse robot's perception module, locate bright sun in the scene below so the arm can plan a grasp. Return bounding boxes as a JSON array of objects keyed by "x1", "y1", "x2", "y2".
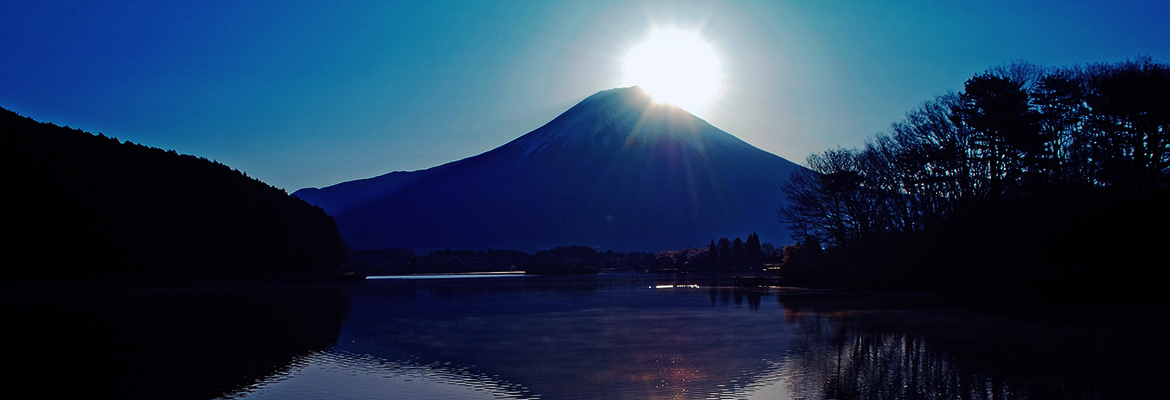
[{"x1": 622, "y1": 28, "x2": 722, "y2": 113}]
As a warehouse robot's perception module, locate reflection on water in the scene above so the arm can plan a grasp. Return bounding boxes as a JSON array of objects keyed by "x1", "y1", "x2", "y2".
[
  {"x1": 2, "y1": 285, "x2": 349, "y2": 399},
  {"x1": 778, "y1": 312, "x2": 1013, "y2": 399},
  {"x1": 7, "y1": 275, "x2": 1167, "y2": 399},
  {"x1": 327, "y1": 275, "x2": 796, "y2": 399},
  {"x1": 238, "y1": 275, "x2": 1169, "y2": 399},
  {"x1": 775, "y1": 291, "x2": 1170, "y2": 400},
  {"x1": 223, "y1": 350, "x2": 534, "y2": 399}
]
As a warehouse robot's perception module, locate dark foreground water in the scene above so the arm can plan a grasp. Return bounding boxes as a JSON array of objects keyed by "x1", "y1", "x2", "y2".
[{"x1": 4, "y1": 274, "x2": 1167, "y2": 399}]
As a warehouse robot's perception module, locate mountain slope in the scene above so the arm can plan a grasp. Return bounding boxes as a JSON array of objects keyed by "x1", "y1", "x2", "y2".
[
  {"x1": 1, "y1": 107, "x2": 345, "y2": 285},
  {"x1": 296, "y1": 87, "x2": 802, "y2": 251}
]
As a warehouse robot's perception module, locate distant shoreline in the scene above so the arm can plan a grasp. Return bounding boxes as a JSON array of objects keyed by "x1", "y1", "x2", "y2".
[{"x1": 367, "y1": 271, "x2": 528, "y2": 280}]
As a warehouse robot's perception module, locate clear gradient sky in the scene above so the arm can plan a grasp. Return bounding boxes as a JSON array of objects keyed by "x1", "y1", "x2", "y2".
[{"x1": 3, "y1": 1, "x2": 1168, "y2": 191}]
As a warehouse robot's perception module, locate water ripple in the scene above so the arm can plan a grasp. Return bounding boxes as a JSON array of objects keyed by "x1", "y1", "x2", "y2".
[{"x1": 218, "y1": 350, "x2": 538, "y2": 400}]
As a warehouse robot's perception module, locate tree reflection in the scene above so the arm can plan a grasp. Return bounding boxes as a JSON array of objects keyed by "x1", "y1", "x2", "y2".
[
  {"x1": 709, "y1": 287, "x2": 767, "y2": 310},
  {"x1": 4, "y1": 285, "x2": 350, "y2": 399},
  {"x1": 786, "y1": 320, "x2": 1007, "y2": 399},
  {"x1": 778, "y1": 294, "x2": 1169, "y2": 400}
]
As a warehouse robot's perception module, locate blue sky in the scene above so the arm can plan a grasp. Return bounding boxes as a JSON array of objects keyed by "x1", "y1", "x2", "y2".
[{"x1": 2, "y1": 0, "x2": 1168, "y2": 191}]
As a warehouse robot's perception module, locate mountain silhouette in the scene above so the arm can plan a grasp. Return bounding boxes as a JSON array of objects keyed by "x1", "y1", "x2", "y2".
[
  {"x1": 295, "y1": 87, "x2": 802, "y2": 251},
  {"x1": 1, "y1": 107, "x2": 344, "y2": 285}
]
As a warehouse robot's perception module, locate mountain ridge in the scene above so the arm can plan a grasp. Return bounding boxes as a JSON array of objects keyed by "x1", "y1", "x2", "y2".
[{"x1": 295, "y1": 86, "x2": 802, "y2": 251}]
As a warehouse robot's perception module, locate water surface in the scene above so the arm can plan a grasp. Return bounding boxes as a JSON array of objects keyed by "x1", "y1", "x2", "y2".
[{"x1": 4, "y1": 274, "x2": 1166, "y2": 399}]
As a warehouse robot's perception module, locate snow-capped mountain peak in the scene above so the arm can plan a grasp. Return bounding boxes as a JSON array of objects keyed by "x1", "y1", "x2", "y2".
[
  {"x1": 294, "y1": 86, "x2": 802, "y2": 251},
  {"x1": 504, "y1": 86, "x2": 730, "y2": 158}
]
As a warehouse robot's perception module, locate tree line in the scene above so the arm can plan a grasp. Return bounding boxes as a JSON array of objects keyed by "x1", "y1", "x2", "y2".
[
  {"x1": 779, "y1": 58, "x2": 1169, "y2": 300},
  {"x1": 651, "y1": 233, "x2": 778, "y2": 272},
  {"x1": 346, "y1": 246, "x2": 656, "y2": 275},
  {"x1": 346, "y1": 233, "x2": 777, "y2": 275}
]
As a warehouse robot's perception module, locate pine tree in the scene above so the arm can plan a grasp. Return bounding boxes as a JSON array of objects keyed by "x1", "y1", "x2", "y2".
[
  {"x1": 732, "y1": 237, "x2": 745, "y2": 266},
  {"x1": 708, "y1": 240, "x2": 718, "y2": 269},
  {"x1": 746, "y1": 232, "x2": 762, "y2": 263},
  {"x1": 718, "y1": 237, "x2": 731, "y2": 268}
]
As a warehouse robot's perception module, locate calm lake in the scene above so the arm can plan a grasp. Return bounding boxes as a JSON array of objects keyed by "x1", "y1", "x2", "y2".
[{"x1": 5, "y1": 273, "x2": 1167, "y2": 399}]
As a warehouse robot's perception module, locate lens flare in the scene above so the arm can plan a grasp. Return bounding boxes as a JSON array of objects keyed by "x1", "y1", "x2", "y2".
[{"x1": 622, "y1": 28, "x2": 723, "y2": 114}]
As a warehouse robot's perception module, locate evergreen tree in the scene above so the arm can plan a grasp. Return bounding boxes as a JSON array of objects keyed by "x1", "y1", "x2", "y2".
[
  {"x1": 718, "y1": 237, "x2": 731, "y2": 268},
  {"x1": 952, "y1": 73, "x2": 1047, "y2": 200},
  {"x1": 746, "y1": 232, "x2": 762, "y2": 262},
  {"x1": 732, "y1": 237, "x2": 745, "y2": 266},
  {"x1": 708, "y1": 240, "x2": 718, "y2": 268}
]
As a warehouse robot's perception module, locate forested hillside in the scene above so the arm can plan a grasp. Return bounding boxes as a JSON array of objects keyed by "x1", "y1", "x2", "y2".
[
  {"x1": 779, "y1": 58, "x2": 1170, "y2": 301},
  {"x1": 1, "y1": 107, "x2": 345, "y2": 285}
]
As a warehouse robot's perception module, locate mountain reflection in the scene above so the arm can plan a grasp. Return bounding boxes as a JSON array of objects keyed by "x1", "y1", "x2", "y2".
[
  {"x1": 75, "y1": 275, "x2": 1167, "y2": 399},
  {"x1": 4, "y1": 285, "x2": 349, "y2": 399},
  {"x1": 221, "y1": 350, "x2": 535, "y2": 399},
  {"x1": 331, "y1": 277, "x2": 1168, "y2": 399},
  {"x1": 334, "y1": 275, "x2": 797, "y2": 399}
]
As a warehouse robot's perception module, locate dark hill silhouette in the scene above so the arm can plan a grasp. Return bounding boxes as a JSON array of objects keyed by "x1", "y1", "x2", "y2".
[
  {"x1": 0, "y1": 107, "x2": 345, "y2": 285},
  {"x1": 296, "y1": 87, "x2": 803, "y2": 251}
]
